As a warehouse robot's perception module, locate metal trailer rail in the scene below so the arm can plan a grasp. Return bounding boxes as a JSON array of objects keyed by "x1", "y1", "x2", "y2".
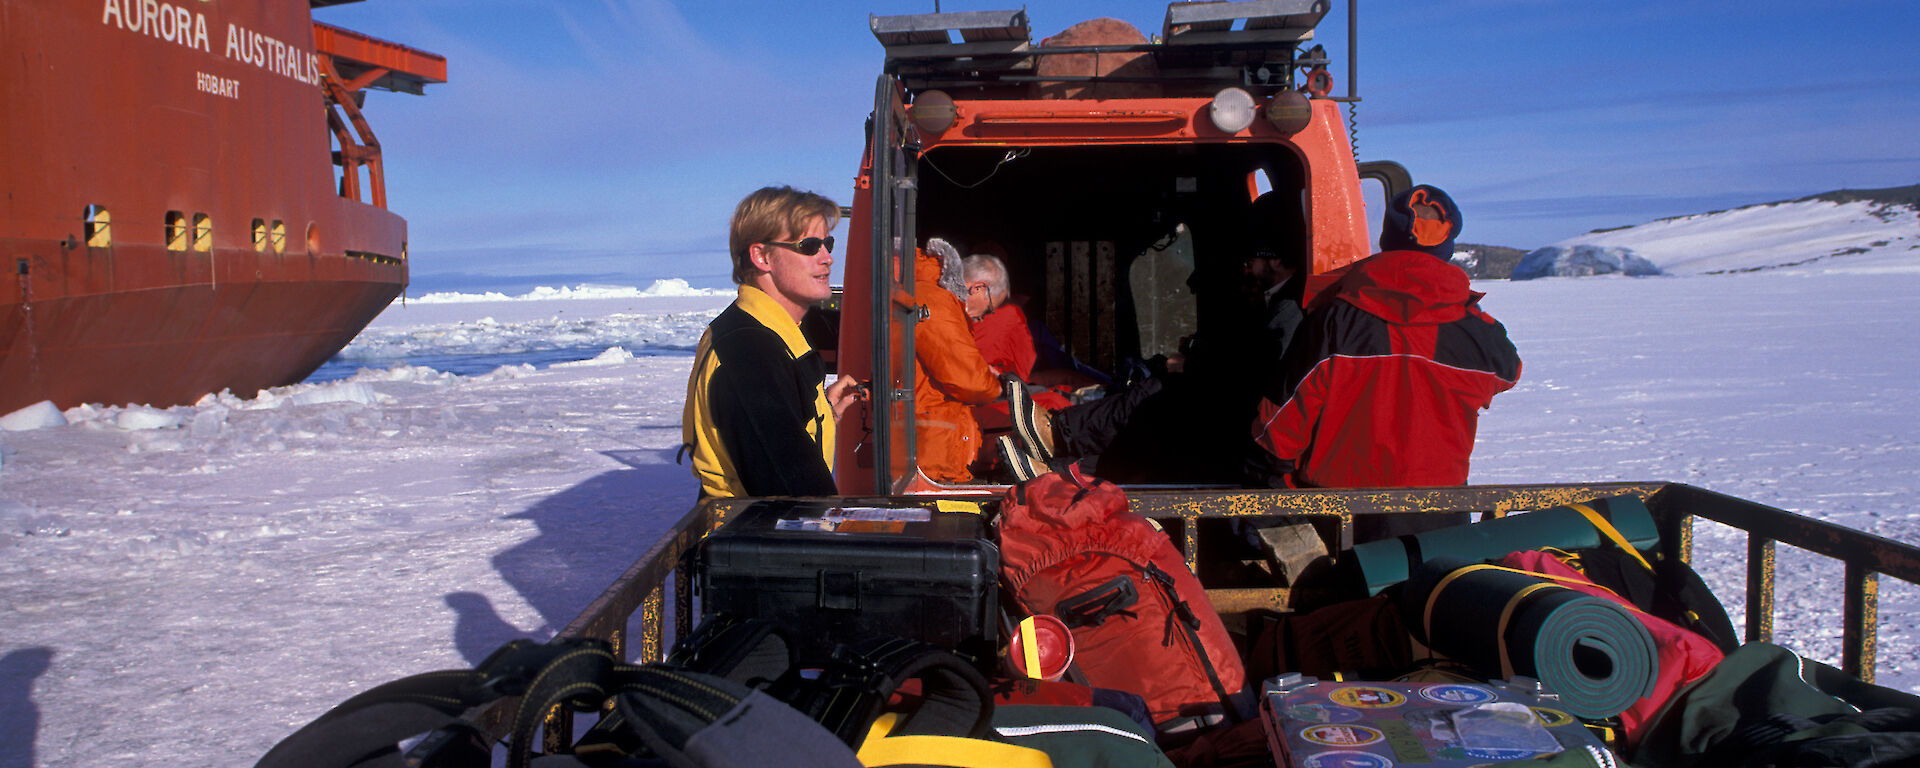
[{"x1": 473, "y1": 481, "x2": 1920, "y2": 746}]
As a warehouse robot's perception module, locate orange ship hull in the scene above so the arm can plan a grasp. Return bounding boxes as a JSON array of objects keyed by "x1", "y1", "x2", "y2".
[{"x1": 0, "y1": 0, "x2": 443, "y2": 413}]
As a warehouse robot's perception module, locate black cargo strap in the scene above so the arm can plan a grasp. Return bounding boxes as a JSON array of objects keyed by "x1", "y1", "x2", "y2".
[
  {"x1": 256, "y1": 667, "x2": 496, "y2": 768},
  {"x1": 610, "y1": 668, "x2": 759, "y2": 767},
  {"x1": 660, "y1": 616, "x2": 990, "y2": 748},
  {"x1": 574, "y1": 612, "x2": 800, "y2": 757},
  {"x1": 255, "y1": 636, "x2": 622, "y2": 768},
  {"x1": 589, "y1": 662, "x2": 864, "y2": 768},
  {"x1": 1057, "y1": 574, "x2": 1141, "y2": 629},
  {"x1": 497, "y1": 639, "x2": 619, "y2": 768},
  {"x1": 659, "y1": 617, "x2": 990, "y2": 748},
  {"x1": 1398, "y1": 534, "x2": 1426, "y2": 579},
  {"x1": 664, "y1": 611, "x2": 793, "y2": 689},
  {"x1": 849, "y1": 635, "x2": 993, "y2": 740},
  {"x1": 786, "y1": 634, "x2": 994, "y2": 746}
]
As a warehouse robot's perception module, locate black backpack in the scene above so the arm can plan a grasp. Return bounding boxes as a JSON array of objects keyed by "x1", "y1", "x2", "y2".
[
  {"x1": 257, "y1": 615, "x2": 992, "y2": 768},
  {"x1": 1568, "y1": 546, "x2": 1741, "y2": 653}
]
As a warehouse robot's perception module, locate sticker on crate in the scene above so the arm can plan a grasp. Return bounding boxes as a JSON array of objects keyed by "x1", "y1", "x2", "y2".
[
  {"x1": 773, "y1": 506, "x2": 934, "y2": 533},
  {"x1": 1262, "y1": 677, "x2": 1609, "y2": 767}
]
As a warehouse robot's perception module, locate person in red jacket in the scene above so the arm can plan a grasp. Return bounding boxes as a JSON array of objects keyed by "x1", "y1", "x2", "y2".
[
  {"x1": 960, "y1": 252, "x2": 1039, "y2": 379},
  {"x1": 962, "y1": 252, "x2": 1107, "y2": 390},
  {"x1": 1250, "y1": 185, "x2": 1520, "y2": 537},
  {"x1": 961, "y1": 252, "x2": 1079, "y2": 415},
  {"x1": 913, "y1": 239, "x2": 1003, "y2": 484}
]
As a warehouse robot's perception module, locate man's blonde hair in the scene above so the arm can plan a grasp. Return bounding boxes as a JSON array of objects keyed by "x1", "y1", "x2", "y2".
[{"x1": 728, "y1": 186, "x2": 840, "y2": 285}]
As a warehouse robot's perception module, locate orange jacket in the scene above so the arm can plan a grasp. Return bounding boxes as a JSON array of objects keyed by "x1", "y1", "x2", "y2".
[{"x1": 912, "y1": 249, "x2": 1001, "y2": 483}]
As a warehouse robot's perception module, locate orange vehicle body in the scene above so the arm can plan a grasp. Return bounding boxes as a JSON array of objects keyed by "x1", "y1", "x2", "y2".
[
  {"x1": 833, "y1": 6, "x2": 1405, "y2": 495},
  {"x1": 0, "y1": 1, "x2": 443, "y2": 414}
]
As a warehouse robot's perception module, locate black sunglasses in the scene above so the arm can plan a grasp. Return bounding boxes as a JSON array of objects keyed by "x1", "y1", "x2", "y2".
[{"x1": 762, "y1": 236, "x2": 835, "y2": 256}]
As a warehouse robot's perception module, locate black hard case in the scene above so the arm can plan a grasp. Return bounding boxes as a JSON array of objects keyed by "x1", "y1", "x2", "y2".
[{"x1": 695, "y1": 500, "x2": 999, "y2": 666}]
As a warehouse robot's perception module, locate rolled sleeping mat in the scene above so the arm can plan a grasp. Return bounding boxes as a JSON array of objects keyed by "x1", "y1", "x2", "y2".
[
  {"x1": 1400, "y1": 556, "x2": 1658, "y2": 720},
  {"x1": 1350, "y1": 494, "x2": 1656, "y2": 596}
]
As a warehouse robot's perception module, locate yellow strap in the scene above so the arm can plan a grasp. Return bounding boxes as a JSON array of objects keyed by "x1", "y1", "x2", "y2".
[
  {"x1": 1018, "y1": 616, "x2": 1043, "y2": 680},
  {"x1": 1588, "y1": 721, "x2": 1620, "y2": 749},
  {"x1": 858, "y1": 735, "x2": 1054, "y2": 768},
  {"x1": 1494, "y1": 582, "x2": 1562, "y2": 679},
  {"x1": 1424, "y1": 563, "x2": 1636, "y2": 678},
  {"x1": 1451, "y1": 562, "x2": 1651, "y2": 618},
  {"x1": 1422, "y1": 563, "x2": 1501, "y2": 640},
  {"x1": 1538, "y1": 546, "x2": 1581, "y2": 568},
  {"x1": 858, "y1": 717, "x2": 1054, "y2": 768},
  {"x1": 1568, "y1": 502, "x2": 1653, "y2": 571},
  {"x1": 1483, "y1": 562, "x2": 1605, "y2": 590}
]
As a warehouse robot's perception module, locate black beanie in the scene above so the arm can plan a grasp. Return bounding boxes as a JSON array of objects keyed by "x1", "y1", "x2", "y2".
[
  {"x1": 1379, "y1": 184, "x2": 1462, "y2": 260},
  {"x1": 1248, "y1": 190, "x2": 1307, "y2": 269}
]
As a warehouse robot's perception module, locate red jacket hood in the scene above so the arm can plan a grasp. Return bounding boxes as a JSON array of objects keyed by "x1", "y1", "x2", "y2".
[{"x1": 1313, "y1": 250, "x2": 1480, "y2": 326}]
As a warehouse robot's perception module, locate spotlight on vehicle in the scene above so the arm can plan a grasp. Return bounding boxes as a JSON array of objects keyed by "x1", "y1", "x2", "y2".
[
  {"x1": 1209, "y1": 87, "x2": 1257, "y2": 134},
  {"x1": 911, "y1": 90, "x2": 957, "y2": 134},
  {"x1": 1265, "y1": 89, "x2": 1312, "y2": 134}
]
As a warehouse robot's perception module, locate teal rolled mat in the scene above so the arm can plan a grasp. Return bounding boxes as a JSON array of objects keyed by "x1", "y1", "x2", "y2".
[
  {"x1": 1351, "y1": 494, "x2": 1656, "y2": 596},
  {"x1": 1401, "y1": 556, "x2": 1658, "y2": 720}
]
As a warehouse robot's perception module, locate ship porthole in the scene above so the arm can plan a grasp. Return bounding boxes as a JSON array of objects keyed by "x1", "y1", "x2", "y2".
[
  {"x1": 252, "y1": 219, "x2": 268, "y2": 252},
  {"x1": 192, "y1": 213, "x2": 213, "y2": 253},
  {"x1": 306, "y1": 222, "x2": 321, "y2": 255},
  {"x1": 84, "y1": 206, "x2": 112, "y2": 248},
  {"x1": 271, "y1": 220, "x2": 287, "y2": 254},
  {"x1": 165, "y1": 211, "x2": 189, "y2": 252}
]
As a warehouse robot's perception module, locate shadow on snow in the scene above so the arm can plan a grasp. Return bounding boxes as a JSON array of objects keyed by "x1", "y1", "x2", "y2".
[{"x1": 450, "y1": 449, "x2": 690, "y2": 665}]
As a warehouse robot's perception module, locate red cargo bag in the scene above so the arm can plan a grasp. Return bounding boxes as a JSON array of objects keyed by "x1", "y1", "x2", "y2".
[{"x1": 998, "y1": 467, "x2": 1248, "y2": 732}]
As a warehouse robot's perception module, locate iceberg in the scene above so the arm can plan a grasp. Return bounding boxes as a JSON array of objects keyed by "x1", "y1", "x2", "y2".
[{"x1": 1511, "y1": 244, "x2": 1663, "y2": 280}]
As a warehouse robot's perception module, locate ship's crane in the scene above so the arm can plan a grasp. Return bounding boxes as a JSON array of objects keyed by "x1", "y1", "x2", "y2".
[{"x1": 311, "y1": 20, "x2": 447, "y2": 208}]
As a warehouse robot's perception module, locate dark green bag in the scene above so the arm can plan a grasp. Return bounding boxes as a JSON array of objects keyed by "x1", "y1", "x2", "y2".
[{"x1": 1628, "y1": 642, "x2": 1920, "y2": 768}]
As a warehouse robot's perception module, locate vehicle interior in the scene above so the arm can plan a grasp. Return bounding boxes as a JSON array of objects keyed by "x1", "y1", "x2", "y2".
[
  {"x1": 914, "y1": 141, "x2": 1309, "y2": 374},
  {"x1": 904, "y1": 140, "x2": 1311, "y2": 486}
]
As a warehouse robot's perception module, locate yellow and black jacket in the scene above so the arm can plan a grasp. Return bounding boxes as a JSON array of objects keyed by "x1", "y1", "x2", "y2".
[{"x1": 683, "y1": 286, "x2": 836, "y2": 498}]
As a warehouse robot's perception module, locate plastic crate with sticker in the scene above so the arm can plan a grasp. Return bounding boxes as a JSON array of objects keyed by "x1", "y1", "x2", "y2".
[{"x1": 696, "y1": 499, "x2": 999, "y2": 667}]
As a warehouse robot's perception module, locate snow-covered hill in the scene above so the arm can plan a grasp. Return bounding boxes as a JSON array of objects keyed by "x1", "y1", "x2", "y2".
[{"x1": 1514, "y1": 186, "x2": 1920, "y2": 278}]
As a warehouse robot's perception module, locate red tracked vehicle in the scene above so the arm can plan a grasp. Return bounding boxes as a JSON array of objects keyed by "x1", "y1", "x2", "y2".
[
  {"x1": 0, "y1": 0, "x2": 444, "y2": 414},
  {"x1": 833, "y1": 1, "x2": 1409, "y2": 493}
]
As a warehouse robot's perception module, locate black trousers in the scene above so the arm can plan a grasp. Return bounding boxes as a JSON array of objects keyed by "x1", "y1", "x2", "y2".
[{"x1": 1053, "y1": 374, "x2": 1257, "y2": 485}]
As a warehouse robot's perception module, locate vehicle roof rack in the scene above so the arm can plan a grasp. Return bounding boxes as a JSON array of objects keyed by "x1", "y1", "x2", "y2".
[
  {"x1": 869, "y1": 10, "x2": 1035, "y2": 81},
  {"x1": 871, "y1": 0, "x2": 1331, "y2": 94},
  {"x1": 1160, "y1": 0, "x2": 1327, "y2": 69}
]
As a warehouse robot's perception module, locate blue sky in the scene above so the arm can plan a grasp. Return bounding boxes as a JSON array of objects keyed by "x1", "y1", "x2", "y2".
[{"x1": 319, "y1": 0, "x2": 1920, "y2": 293}]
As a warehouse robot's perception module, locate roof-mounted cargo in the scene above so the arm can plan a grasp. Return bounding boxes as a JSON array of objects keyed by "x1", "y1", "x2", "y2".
[
  {"x1": 870, "y1": 0, "x2": 1334, "y2": 96},
  {"x1": 869, "y1": 9, "x2": 1033, "y2": 59}
]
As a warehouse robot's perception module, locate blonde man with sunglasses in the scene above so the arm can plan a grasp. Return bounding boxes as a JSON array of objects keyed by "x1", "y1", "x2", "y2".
[{"x1": 683, "y1": 186, "x2": 858, "y2": 498}]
